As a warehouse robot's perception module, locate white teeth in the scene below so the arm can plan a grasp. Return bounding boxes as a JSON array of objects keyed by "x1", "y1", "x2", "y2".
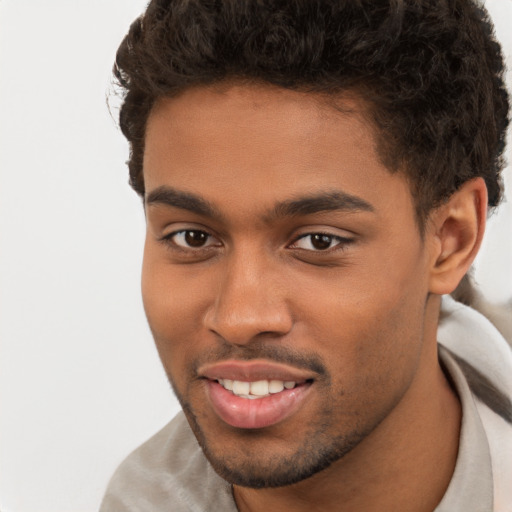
[
  {"x1": 232, "y1": 381, "x2": 250, "y2": 395},
  {"x1": 250, "y1": 380, "x2": 269, "y2": 396},
  {"x1": 268, "y1": 380, "x2": 285, "y2": 393},
  {"x1": 218, "y1": 379, "x2": 298, "y2": 398}
]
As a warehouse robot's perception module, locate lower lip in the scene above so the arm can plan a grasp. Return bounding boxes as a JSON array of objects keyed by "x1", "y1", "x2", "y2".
[{"x1": 205, "y1": 380, "x2": 312, "y2": 429}]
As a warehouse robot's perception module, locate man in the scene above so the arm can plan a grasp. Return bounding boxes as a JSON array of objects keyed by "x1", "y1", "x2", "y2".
[{"x1": 100, "y1": 1, "x2": 512, "y2": 510}]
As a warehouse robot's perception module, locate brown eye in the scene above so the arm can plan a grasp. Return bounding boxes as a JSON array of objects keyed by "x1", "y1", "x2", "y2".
[
  {"x1": 310, "y1": 234, "x2": 333, "y2": 250},
  {"x1": 291, "y1": 233, "x2": 352, "y2": 252},
  {"x1": 184, "y1": 230, "x2": 208, "y2": 247},
  {"x1": 170, "y1": 230, "x2": 218, "y2": 249}
]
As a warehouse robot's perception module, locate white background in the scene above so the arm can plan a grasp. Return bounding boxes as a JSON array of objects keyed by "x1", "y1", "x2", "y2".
[{"x1": 0, "y1": 1, "x2": 511, "y2": 511}]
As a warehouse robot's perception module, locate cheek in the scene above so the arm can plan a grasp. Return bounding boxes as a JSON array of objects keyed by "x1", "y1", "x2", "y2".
[
  {"x1": 306, "y1": 289, "x2": 424, "y2": 375},
  {"x1": 294, "y1": 240, "x2": 428, "y2": 397},
  {"x1": 141, "y1": 242, "x2": 209, "y2": 374}
]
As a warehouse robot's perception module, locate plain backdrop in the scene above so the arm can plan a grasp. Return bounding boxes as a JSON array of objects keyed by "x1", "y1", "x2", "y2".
[{"x1": 0, "y1": 1, "x2": 511, "y2": 511}]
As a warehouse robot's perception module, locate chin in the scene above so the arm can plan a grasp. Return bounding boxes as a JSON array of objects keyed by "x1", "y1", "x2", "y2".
[{"x1": 182, "y1": 400, "x2": 366, "y2": 489}]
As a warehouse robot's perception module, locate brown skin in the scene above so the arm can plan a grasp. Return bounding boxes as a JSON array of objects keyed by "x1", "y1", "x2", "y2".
[{"x1": 141, "y1": 83, "x2": 487, "y2": 511}]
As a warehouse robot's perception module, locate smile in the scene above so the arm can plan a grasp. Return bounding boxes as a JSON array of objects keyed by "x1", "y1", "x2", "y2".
[
  {"x1": 217, "y1": 378, "x2": 299, "y2": 399},
  {"x1": 199, "y1": 360, "x2": 317, "y2": 429},
  {"x1": 206, "y1": 379, "x2": 313, "y2": 429}
]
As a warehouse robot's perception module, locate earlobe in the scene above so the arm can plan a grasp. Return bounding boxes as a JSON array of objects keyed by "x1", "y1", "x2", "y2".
[{"x1": 428, "y1": 178, "x2": 487, "y2": 296}]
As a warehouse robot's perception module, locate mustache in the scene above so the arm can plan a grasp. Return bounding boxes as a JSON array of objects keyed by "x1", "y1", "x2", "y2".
[{"x1": 192, "y1": 341, "x2": 329, "y2": 379}]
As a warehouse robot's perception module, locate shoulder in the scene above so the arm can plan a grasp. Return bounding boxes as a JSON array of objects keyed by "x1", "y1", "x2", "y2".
[
  {"x1": 99, "y1": 412, "x2": 236, "y2": 512},
  {"x1": 438, "y1": 295, "x2": 512, "y2": 404},
  {"x1": 438, "y1": 296, "x2": 512, "y2": 510}
]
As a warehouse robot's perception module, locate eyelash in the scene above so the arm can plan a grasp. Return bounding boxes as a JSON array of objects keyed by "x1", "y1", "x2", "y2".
[
  {"x1": 160, "y1": 229, "x2": 353, "y2": 255},
  {"x1": 289, "y1": 232, "x2": 354, "y2": 252},
  {"x1": 160, "y1": 229, "x2": 220, "y2": 252}
]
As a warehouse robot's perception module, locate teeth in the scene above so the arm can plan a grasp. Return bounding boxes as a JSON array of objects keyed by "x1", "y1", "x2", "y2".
[
  {"x1": 232, "y1": 381, "x2": 250, "y2": 395},
  {"x1": 250, "y1": 380, "x2": 269, "y2": 396},
  {"x1": 217, "y1": 379, "x2": 297, "y2": 398},
  {"x1": 269, "y1": 380, "x2": 285, "y2": 393}
]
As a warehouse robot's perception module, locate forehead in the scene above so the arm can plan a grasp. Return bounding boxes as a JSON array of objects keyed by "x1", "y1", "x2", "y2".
[
  {"x1": 143, "y1": 83, "x2": 415, "y2": 226},
  {"x1": 145, "y1": 83, "x2": 373, "y2": 167}
]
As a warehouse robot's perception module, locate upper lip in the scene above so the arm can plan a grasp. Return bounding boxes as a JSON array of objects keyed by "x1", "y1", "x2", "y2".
[{"x1": 198, "y1": 360, "x2": 315, "y2": 383}]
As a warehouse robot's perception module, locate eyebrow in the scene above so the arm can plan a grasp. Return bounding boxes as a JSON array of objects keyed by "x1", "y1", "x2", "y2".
[
  {"x1": 146, "y1": 186, "x2": 220, "y2": 218},
  {"x1": 145, "y1": 186, "x2": 374, "y2": 220},
  {"x1": 269, "y1": 191, "x2": 374, "y2": 219}
]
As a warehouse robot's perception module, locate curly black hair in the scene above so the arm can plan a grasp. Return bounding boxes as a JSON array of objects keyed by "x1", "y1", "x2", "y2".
[{"x1": 113, "y1": 0, "x2": 509, "y2": 223}]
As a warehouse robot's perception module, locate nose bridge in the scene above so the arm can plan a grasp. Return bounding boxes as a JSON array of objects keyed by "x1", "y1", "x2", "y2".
[{"x1": 204, "y1": 245, "x2": 292, "y2": 344}]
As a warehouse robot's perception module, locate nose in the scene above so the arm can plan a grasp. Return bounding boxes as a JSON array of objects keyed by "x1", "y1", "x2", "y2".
[{"x1": 203, "y1": 249, "x2": 293, "y2": 346}]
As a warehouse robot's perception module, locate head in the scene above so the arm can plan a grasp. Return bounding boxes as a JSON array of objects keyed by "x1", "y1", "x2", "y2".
[{"x1": 114, "y1": 0, "x2": 509, "y2": 490}]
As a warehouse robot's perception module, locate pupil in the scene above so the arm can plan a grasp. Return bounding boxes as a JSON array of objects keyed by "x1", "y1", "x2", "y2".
[
  {"x1": 185, "y1": 231, "x2": 207, "y2": 247},
  {"x1": 312, "y1": 234, "x2": 332, "y2": 250}
]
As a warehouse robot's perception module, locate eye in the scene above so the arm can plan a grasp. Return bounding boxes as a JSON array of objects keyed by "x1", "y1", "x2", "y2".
[
  {"x1": 290, "y1": 233, "x2": 350, "y2": 251},
  {"x1": 166, "y1": 229, "x2": 220, "y2": 249}
]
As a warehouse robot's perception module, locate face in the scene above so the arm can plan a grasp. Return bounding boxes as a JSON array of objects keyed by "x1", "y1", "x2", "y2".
[{"x1": 142, "y1": 84, "x2": 433, "y2": 488}]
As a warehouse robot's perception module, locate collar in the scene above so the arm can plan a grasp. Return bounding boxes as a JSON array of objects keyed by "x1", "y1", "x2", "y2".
[{"x1": 434, "y1": 345, "x2": 493, "y2": 511}]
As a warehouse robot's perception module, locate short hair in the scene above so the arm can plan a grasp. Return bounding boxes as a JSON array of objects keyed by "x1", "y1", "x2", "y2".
[{"x1": 113, "y1": 0, "x2": 509, "y2": 224}]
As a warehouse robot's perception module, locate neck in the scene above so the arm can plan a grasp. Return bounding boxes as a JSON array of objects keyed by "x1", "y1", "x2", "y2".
[{"x1": 234, "y1": 296, "x2": 461, "y2": 512}]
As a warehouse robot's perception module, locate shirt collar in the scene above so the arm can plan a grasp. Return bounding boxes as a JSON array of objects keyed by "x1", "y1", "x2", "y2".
[{"x1": 435, "y1": 345, "x2": 493, "y2": 511}]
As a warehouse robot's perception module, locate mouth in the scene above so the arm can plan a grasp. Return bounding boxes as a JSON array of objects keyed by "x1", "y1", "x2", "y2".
[
  {"x1": 199, "y1": 360, "x2": 315, "y2": 429},
  {"x1": 216, "y1": 377, "x2": 305, "y2": 397}
]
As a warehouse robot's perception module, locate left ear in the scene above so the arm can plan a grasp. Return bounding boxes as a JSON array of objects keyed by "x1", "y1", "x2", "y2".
[{"x1": 428, "y1": 177, "x2": 487, "y2": 295}]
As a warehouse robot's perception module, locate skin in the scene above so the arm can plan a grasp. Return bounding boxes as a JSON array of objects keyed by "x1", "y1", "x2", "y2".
[{"x1": 141, "y1": 83, "x2": 486, "y2": 511}]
